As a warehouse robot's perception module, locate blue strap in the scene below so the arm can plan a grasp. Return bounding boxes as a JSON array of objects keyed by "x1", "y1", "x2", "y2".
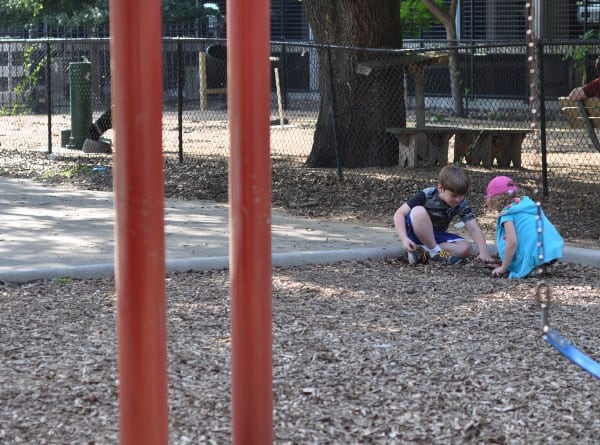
[{"x1": 544, "y1": 328, "x2": 600, "y2": 379}]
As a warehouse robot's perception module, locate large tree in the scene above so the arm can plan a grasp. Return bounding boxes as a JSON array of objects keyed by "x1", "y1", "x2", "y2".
[
  {"x1": 303, "y1": 1, "x2": 404, "y2": 168},
  {"x1": 419, "y1": 0, "x2": 464, "y2": 116}
]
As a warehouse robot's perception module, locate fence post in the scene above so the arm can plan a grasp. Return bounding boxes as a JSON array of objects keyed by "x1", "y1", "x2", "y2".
[
  {"x1": 326, "y1": 46, "x2": 343, "y2": 181},
  {"x1": 177, "y1": 38, "x2": 184, "y2": 163},
  {"x1": 46, "y1": 40, "x2": 52, "y2": 154},
  {"x1": 280, "y1": 43, "x2": 288, "y2": 109}
]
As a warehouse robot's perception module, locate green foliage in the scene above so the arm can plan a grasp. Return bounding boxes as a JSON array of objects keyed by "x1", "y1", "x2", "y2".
[
  {"x1": 9, "y1": 45, "x2": 46, "y2": 113},
  {"x1": 0, "y1": 0, "x2": 220, "y2": 28},
  {"x1": 400, "y1": 0, "x2": 446, "y2": 38},
  {"x1": 46, "y1": 1, "x2": 109, "y2": 28},
  {"x1": 163, "y1": 0, "x2": 205, "y2": 22},
  {"x1": 42, "y1": 161, "x2": 94, "y2": 179},
  {"x1": 0, "y1": 0, "x2": 102, "y2": 27},
  {"x1": 563, "y1": 29, "x2": 600, "y2": 84},
  {"x1": 0, "y1": 104, "x2": 28, "y2": 115},
  {"x1": 429, "y1": 113, "x2": 445, "y2": 123},
  {"x1": 0, "y1": 0, "x2": 43, "y2": 25}
]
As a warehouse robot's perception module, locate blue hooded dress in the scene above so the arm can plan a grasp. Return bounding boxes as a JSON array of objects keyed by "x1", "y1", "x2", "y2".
[{"x1": 496, "y1": 196, "x2": 564, "y2": 278}]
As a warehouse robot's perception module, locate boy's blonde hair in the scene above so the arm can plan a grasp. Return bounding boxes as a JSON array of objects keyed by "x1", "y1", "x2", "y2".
[{"x1": 439, "y1": 165, "x2": 470, "y2": 195}]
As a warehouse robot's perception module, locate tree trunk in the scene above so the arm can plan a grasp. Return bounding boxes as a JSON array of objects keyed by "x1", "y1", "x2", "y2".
[
  {"x1": 421, "y1": 0, "x2": 464, "y2": 117},
  {"x1": 303, "y1": 0, "x2": 404, "y2": 168},
  {"x1": 446, "y1": 35, "x2": 465, "y2": 117}
]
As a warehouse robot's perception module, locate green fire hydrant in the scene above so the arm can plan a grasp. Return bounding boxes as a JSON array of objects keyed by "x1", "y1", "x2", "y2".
[{"x1": 62, "y1": 60, "x2": 92, "y2": 150}]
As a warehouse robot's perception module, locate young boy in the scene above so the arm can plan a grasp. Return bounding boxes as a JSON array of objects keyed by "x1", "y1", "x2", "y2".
[{"x1": 393, "y1": 165, "x2": 494, "y2": 265}]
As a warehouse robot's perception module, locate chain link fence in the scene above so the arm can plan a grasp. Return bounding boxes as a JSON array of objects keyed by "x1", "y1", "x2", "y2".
[
  {"x1": 0, "y1": 37, "x2": 598, "y2": 212},
  {"x1": 0, "y1": 38, "x2": 320, "y2": 162}
]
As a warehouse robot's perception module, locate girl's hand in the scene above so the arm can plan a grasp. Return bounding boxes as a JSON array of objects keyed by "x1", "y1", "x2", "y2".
[{"x1": 492, "y1": 265, "x2": 508, "y2": 277}]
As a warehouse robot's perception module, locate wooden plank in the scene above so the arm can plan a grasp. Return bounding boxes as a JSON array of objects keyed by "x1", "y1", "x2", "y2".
[
  {"x1": 355, "y1": 51, "x2": 449, "y2": 76},
  {"x1": 386, "y1": 126, "x2": 457, "y2": 135},
  {"x1": 387, "y1": 126, "x2": 530, "y2": 132},
  {"x1": 559, "y1": 96, "x2": 600, "y2": 129},
  {"x1": 559, "y1": 96, "x2": 600, "y2": 152},
  {"x1": 583, "y1": 97, "x2": 600, "y2": 118},
  {"x1": 576, "y1": 101, "x2": 600, "y2": 152}
]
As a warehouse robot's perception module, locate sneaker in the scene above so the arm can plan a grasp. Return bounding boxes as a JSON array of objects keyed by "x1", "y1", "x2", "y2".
[
  {"x1": 408, "y1": 246, "x2": 429, "y2": 265},
  {"x1": 429, "y1": 249, "x2": 462, "y2": 265}
]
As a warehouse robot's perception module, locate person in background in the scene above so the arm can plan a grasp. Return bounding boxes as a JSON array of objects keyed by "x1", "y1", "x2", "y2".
[
  {"x1": 568, "y1": 56, "x2": 600, "y2": 101},
  {"x1": 88, "y1": 108, "x2": 112, "y2": 141},
  {"x1": 394, "y1": 165, "x2": 494, "y2": 265},
  {"x1": 82, "y1": 108, "x2": 113, "y2": 153},
  {"x1": 485, "y1": 175, "x2": 564, "y2": 278}
]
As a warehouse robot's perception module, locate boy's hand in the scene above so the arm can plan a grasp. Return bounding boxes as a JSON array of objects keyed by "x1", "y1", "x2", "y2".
[
  {"x1": 402, "y1": 238, "x2": 417, "y2": 252},
  {"x1": 477, "y1": 258, "x2": 500, "y2": 269},
  {"x1": 475, "y1": 252, "x2": 495, "y2": 263}
]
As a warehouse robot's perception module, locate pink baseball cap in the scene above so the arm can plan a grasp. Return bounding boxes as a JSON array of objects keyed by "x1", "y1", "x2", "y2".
[{"x1": 486, "y1": 176, "x2": 518, "y2": 198}]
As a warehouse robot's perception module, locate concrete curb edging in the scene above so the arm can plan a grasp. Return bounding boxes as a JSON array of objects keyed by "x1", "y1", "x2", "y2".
[
  {"x1": 0, "y1": 262, "x2": 117, "y2": 284},
  {"x1": 561, "y1": 245, "x2": 600, "y2": 268},
  {"x1": 0, "y1": 246, "x2": 404, "y2": 284},
  {"x1": 0, "y1": 244, "x2": 597, "y2": 285}
]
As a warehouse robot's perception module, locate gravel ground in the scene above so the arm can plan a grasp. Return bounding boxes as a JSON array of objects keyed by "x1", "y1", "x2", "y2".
[
  {"x1": 1, "y1": 260, "x2": 599, "y2": 444},
  {"x1": 1, "y1": 148, "x2": 599, "y2": 444}
]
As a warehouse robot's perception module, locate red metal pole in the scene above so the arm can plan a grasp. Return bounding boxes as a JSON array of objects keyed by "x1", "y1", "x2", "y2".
[
  {"x1": 227, "y1": 0, "x2": 273, "y2": 443},
  {"x1": 109, "y1": 1, "x2": 168, "y2": 444}
]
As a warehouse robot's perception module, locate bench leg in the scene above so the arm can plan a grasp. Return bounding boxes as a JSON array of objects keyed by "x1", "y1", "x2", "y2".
[
  {"x1": 510, "y1": 141, "x2": 522, "y2": 168},
  {"x1": 509, "y1": 134, "x2": 524, "y2": 168},
  {"x1": 453, "y1": 132, "x2": 469, "y2": 163},
  {"x1": 396, "y1": 134, "x2": 417, "y2": 168},
  {"x1": 478, "y1": 135, "x2": 493, "y2": 167},
  {"x1": 491, "y1": 134, "x2": 512, "y2": 167},
  {"x1": 426, "y1": 133, "x2": 451, "y2": 166},
  {"x1": 454, "y1": 132, "x2": 490, "y2": 166},
  {"x1": 491, "y1": 134, "x2": 525, "y2": 168}
]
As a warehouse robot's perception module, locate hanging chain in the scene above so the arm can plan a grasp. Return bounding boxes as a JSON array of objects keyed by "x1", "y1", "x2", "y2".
[
  {"x1": 526, "y1": 1, "x2": 553, "y2": 331},
  {"x1": 535, "y1": 281, "x2": 551, "y2": 332},
  {"x1": 535, "y1": 202, "x2": 551, "y2": 333}
]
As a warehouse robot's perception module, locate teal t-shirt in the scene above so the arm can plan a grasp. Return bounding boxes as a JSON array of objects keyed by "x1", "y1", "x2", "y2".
[{"x1": 496, "y1": 196, "x2": 564, "y2": 278}]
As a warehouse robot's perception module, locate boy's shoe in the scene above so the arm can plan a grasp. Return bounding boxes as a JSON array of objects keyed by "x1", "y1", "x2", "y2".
[
  {"x1": 408, "y1": 246, "x2": 429, "y2": 265},
  {"x1": 429, "y1": 249, "x2": 462, "y2": 265}
]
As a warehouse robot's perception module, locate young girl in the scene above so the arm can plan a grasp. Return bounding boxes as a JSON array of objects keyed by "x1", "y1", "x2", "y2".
[{"x1": 485, "y1": 176, "x2": 564, "y2": 278}]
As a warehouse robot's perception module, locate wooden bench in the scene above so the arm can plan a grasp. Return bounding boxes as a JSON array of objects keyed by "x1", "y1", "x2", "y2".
[
  {"x1": 386, "y1": 126, "x2": 455, "y2": 168},
  {"x1": 558, "y1": 96, "x2": 600, "y2": 152},
  {"x1": 452, "y1": 128, "x2": 531, "y2": 168},
  {"x1": 386, "y1": 126, "x2": 530, "y2": 168}
]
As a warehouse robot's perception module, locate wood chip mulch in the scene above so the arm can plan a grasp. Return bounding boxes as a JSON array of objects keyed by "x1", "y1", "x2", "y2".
[{"x1": 2, "y1": 257, "x2": 599, "y2": 444}]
